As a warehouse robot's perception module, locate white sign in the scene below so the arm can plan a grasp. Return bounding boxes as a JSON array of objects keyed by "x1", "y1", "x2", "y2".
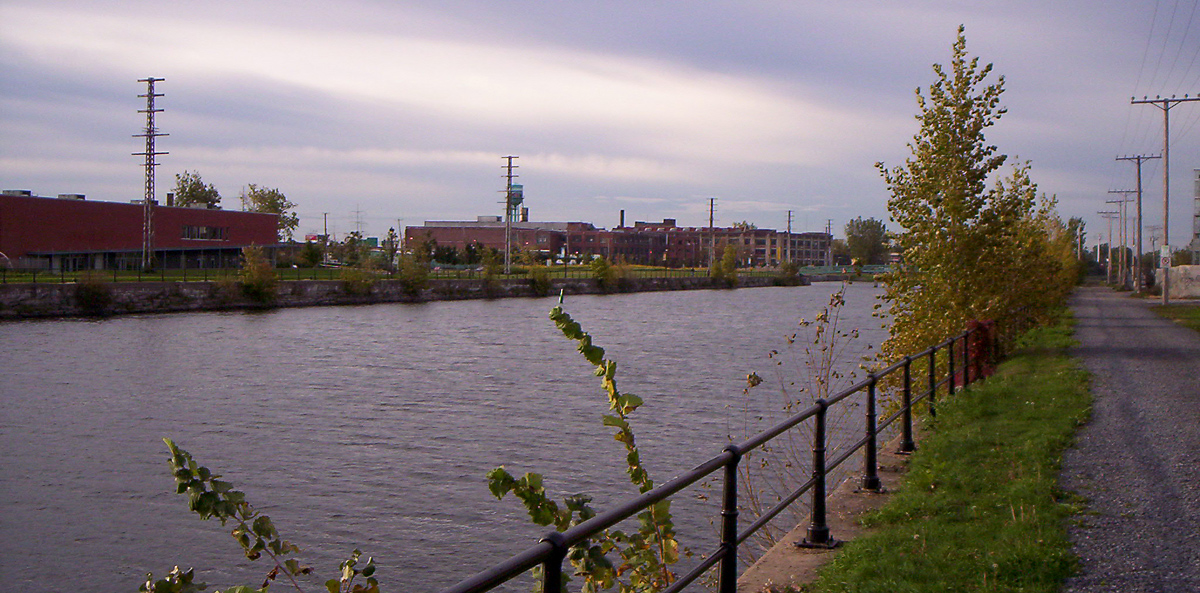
[{"x1": 1161, "y1": 246, "x2": 1171, "y2": 268}]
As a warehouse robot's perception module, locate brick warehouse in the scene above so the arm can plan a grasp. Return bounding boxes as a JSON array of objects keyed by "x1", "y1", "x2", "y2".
[
  {"x1": 0, "y1": 191, "x2": 279, "y2": 271},
  {"x1": 405, "y1": 216, "x2": 832, "y2": 268}
]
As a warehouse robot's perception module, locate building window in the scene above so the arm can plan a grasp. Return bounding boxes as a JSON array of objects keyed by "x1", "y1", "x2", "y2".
[{"x1": 183, "y1": 225, "x2": 228, "y2": 240}]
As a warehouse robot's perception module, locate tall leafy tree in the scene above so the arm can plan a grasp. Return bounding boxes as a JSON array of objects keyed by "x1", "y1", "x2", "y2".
[
  {"x1": 383, "y1": 227, "x2": 400, "y2": 271},
  {"x1": 844, "y1": 217, "x2": 889, "y2": 265},
  {"x1": 241, "y1": 184, "x2": 299, "y2": 241},
  {"x1": 173, "y1": 170, "x2": 221, "y2": 209},
  {"x1": 877, "y1": 26, "x2": 1073, "y2": 360}
]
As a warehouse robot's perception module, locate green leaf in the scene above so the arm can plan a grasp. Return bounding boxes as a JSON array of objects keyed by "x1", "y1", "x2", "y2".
[
  {"x1": 251, "y1": 516, "x2": 276, "y2": 539},
  {"x1": 619, "y1": 393, "x2": 643, "y2": 412},
  {"x1": 325, "y1": 579, "x2": 340, "y2": 593},
  {"x1": 522, "y1": 472, "x2": 544, "y2": 492},
  {"x1": 486, "y1": 467, "x2": 515, "y2": 499}
]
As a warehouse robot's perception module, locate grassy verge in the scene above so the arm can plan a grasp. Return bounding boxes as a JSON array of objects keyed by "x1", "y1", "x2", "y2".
[
  {"x1": 806, "y1": 317, "x2": 1091, "y2": 593},
  {"x1": 1150, "y1": 303, "x2": 1200, "y2": 334}
]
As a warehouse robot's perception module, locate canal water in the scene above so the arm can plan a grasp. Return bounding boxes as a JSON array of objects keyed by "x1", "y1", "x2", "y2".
[{"x1": 0, "y1": 282, "x2": 885, "y2": 592}]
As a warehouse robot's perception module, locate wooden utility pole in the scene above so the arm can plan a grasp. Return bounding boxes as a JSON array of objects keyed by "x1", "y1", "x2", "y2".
[
  {"x1": 1116, "y1": 154, "x2": 1160, "y2": 293},
  {"x1": 1132, "y1": 94, "x2": 1200, "y2": 303},
  {"x1": 1107, "y1": 194, "x2": 1134, "y2": 288},
  {"x1": 1099, "y1": 210, "x2": 1118, "y2": 284},
  {"x1": 786, "y1": 210, "x2": 793, "y2": 264},
  {"x1": 826, "y1": 219, "x2": 833, "y2": 266}
]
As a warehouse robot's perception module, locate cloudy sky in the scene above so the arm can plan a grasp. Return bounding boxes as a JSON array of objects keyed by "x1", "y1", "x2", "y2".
[{"x1": 2, "y1": 1, "x2": 1199, "y2": 248}]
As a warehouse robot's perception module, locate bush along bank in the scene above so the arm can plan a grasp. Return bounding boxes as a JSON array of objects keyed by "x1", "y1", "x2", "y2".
[
  {"x1": 806, "y1": 316, "x2": 1091, "y2": 593},
  {"x1": 0, "y1": 274, "x2": 795, "y2": 320}
]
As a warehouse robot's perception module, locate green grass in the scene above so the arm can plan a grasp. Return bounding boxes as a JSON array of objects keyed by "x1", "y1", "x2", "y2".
[
  {"x1": 807, "y1": 316, "x2": 1092, "y2": 593},
  {"x1": 1151, "y1": 303, "x2": 1200, "y2": 334}
]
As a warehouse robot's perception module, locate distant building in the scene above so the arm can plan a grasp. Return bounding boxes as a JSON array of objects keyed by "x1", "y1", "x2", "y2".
[
  {"x1": 1190, "y1": 169, "x2": 1200, "y2": 263},
  {"x1": 404, "y1": 215, "x2": 831, "y2": 267},
  {"x1": 0, "y1": 190, "x2": 279, "y2": 270}
]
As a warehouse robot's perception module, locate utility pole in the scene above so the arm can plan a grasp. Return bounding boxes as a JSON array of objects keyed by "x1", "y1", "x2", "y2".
[
  {"x1": 352, "y1": 206, "x2": 365, "y2": 235},
  {"x1": 133, "y1": 77, "x2": 167, "y2": 270},
  {"x1": 1132, "y1": 94, "x2": 1200, "y2": 304},
  {"x1": 501, "y1": 156, "x2": 519, "y2": 275},
  {"x1": 786, "y1": 210, "x2": 793, "y2": 264},
  {"x1": 1099, "y1": 210, "x2": 1118, "y2": 284},
  {"x1": 826, "y1": 219, "x2": 833, "y2": 267},
  {"x1": 708, "y1": 197, "x2": 717, "y2": 268},
  {"x1": 1116, "y1": 154, "x2": 1160, "y2": 293},
  {"x1": 1107, "y1": 194, "x2": 1134, "y2": 288},
  {"x1": 1148, "y1": 225, "x2": 1163, "y2": 252},
  {"x1": 322, "y1": 212, "x2": 329, "y2": 263}
]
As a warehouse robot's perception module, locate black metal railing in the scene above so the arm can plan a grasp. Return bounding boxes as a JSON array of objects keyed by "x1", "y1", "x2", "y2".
[{"x1": 442, "y1": 318, "x2": 1019, "y2": 593}]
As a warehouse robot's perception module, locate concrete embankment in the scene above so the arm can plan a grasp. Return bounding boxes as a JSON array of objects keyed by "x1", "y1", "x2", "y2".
[{"x1": 0, "y1": 275, "x2": 800, "y2": 319}]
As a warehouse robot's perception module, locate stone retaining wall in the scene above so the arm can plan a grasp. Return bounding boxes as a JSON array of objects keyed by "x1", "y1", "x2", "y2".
[{"x1": 0, "y1": 274, "x2": 793, "y2": 319}]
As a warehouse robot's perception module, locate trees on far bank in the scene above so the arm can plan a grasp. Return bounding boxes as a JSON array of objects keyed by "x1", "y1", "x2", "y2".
[
  {"x1": 241, "y1": 184, "x2": 299, "y2": 242},
  {"x1": 171, "y1": 172, "x2": 300, "y2": 244},
  {"x1": 172, "y1": 171, "x2": 221, "y2": 209},
  {"x1": 844, "y1": 217, "x2": 890, "y2": 265}
]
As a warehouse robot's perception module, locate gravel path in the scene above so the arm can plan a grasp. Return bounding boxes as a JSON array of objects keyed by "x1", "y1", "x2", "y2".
[{"x1": 1061, "y1": 287, "x2": 1200, "y2": 592}]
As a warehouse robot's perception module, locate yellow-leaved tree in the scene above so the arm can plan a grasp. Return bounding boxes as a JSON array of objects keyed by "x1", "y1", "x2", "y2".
[{"x1": 877, "y1": 25, "x2": 1077, "y2": 363}]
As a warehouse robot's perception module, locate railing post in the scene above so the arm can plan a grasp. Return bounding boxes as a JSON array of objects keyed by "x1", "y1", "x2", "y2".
[
  {"x1": 948, "y1": 336, "x2": 956, "y2": 396},
  {"x1": 990, "y1": 321, "x2": 998, "y2": 366},
  {"x1": 798, "y1": 399, "x2": 838, "y2": 548},
  {"x1": 900, "y1": 356, "x2": 915, "y2": 453},
  {"x1": 539, "y1": 531, "x2": 566, "y2": 593},
  {"x1": 962, "y1": 329, "x2": 971, "y2": 387},
  {"x1": 718, "y1": 444, "x2": 742, "y2": 593},
  {"x1": 928, "y1": 345, "x2": 937, "y2": 417},
  {"x1": 861, "y1": 375, "x2": 883, "y2": 492}
]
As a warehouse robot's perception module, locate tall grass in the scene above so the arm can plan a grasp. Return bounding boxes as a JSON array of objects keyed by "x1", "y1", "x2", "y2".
[{"x1": 809, "y1": 316, "x2": 1091, "y2": 593}]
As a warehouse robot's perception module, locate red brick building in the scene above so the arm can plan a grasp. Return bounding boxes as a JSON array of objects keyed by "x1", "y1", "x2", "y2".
[
  {"x1": 405, "y1": 216, "x2": 831, "y2": 267},
  {"x1": 0, "y1": 191, "x2": 279, "y2": 270}
]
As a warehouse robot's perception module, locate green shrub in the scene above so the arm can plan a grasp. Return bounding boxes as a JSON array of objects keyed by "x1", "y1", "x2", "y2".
[
  {"x1": 774, "y1": 261, "x2": 804, "y2": 286},
  {"x1": 396, "y1": 254, "x2": 429, "y2": 297},
  {"x1": 528, "y1": 265, "x2": 552, "y2": 296},
  {"x1": 340, "y1": 266, "x2": 377, "y2": 296},
  {"x1": 238, "y1": 245, "x2": 278, "y2": 304},
  {"x1": 74, "y1": 273, "x2": 113, "y2": 315}
]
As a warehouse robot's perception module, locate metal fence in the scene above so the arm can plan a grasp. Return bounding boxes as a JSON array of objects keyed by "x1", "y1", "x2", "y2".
[{"x1": 442, "y1": 317, "x2": 1020, "y2": 593}]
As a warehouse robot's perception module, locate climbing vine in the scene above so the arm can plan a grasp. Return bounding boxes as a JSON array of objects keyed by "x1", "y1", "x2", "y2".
[
  {"x1": 486, "y1": 298, "x2": 681, "y2": 592},
  {"x1": 139, "y1": 439, "x2": 379, "y2": 593}
]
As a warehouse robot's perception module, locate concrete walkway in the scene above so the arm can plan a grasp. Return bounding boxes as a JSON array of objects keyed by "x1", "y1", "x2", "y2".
[{"x1": 1061, "y1": 287, "x2": 1200, "y2": 592}]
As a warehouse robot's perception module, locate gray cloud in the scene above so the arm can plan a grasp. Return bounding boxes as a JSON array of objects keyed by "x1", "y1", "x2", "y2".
[{"x1": 2, "y1": 0, "x2": 1198, "y2": 243}]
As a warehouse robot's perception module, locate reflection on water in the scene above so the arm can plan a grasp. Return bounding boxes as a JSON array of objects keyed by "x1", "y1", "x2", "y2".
[{"x1": 0, "y1": 283, "x2": 884, "y2": 592}]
